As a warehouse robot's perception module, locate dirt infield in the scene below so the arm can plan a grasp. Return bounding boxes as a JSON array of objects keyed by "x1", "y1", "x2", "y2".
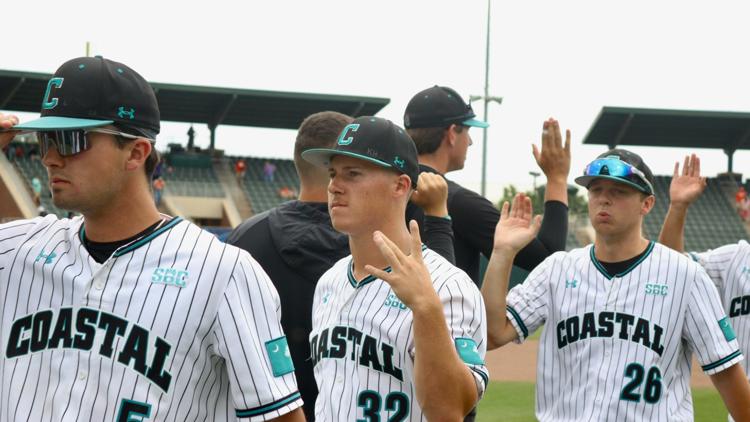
[{"x1": 486, "y1": 339, "x2": 713, "y2": 388}]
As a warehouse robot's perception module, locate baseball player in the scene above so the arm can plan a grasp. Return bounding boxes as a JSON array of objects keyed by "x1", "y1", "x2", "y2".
[
  {"x1": 659, "y1": 155, "x2": 750, "y2": 420},
  {"x1": 481, "y1": 149, "x2": 750, "y2": 421},
  {"x1": 302, "y1": 116, "x2": 488, "y2": 421},
  {"x1": 0, "y1": 57, "x2": 303, "y2": 421}
]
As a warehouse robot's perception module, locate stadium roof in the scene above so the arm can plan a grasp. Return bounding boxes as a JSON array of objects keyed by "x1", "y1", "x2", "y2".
[
  {"x1": 582, "y1": 106, "x2": 750, "y2": 151},
  {"x1": 0, "y1": 69, "x2": 390, "y2": 131}
]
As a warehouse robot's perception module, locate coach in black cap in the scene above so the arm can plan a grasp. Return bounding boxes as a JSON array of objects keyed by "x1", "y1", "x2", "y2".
[{"x1": 403, "y1": 85, "x2": 572, "y2": 286}]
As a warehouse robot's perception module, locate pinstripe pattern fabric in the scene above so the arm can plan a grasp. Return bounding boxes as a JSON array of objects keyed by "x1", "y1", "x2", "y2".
[
  {"x1": 0, "y1": 215, "x2": 301, "y2": 421},
  {"x1": 506, "y1": 242, "x2": 741, "y2": 422},
  {"x1": 692, "y1": 240, "x2": 750, "y2": 386},
  {"x1": 310, "y1": 247, "x2": 488, "y2": 421}
]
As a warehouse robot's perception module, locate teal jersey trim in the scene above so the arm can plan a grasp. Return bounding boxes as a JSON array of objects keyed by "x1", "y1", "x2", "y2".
[
  {"x1": 78, "y1": 217, "x2": 183, "y2": 258},
  {"x1": 469, "y1": 366, "x2": 489, "y2": 388},
  {"x1": 702, "y1": 350, "x2": 742, "y2": 371},
  {"x1": 235, "y1": 391, "x2": 301, "y2": 417},
  {"x1": 590, "y1": 241, "x2": 655, "y2": 280},
  {"x1": 506, "y1": 305, "x2": 528, "y2": 339},
  {"x1": 347, "y1": 244, "x2": 427, "y2": 288}
]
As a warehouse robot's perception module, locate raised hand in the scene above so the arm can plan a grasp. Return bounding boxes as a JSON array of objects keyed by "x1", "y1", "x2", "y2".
[
  {"x1": 492, "y1": 193, "x2": 542, "y2": 254},
  {"x1": 364, "y1": 220, "x2": 437, "y2": 310},
  {"x1": 669, "y1": 154, "x2": 706, "y2": 208},
  {"x1": 410, "y1": 172, "x2": 449, "y2": 217},
  {"x1": 0, "y1": 112, "x2": 20, "y2": 148},
  {"x1": 532, "y1": 118, "x2": 571, "y2": 184}
]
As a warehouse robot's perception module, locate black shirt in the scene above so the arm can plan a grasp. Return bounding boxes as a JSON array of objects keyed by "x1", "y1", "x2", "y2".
[
  {"x1": 405, "y1": 164, "x2": 569, "y2": 287},
  {"x1": 595, "y1": 242, "x2": 653, "y2": 278},
  {"x1": 83, "y1": 218, "x2": 167, "y2": 263}
]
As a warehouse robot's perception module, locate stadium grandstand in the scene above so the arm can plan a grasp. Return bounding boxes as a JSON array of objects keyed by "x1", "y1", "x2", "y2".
[{"x1": 3, "y1": 68, "x2": 750, "y2": 254}]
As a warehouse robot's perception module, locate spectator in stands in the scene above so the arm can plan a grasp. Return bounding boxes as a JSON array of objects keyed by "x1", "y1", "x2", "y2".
[
  {"x1": 263, "y1": 160, "x2": 276, "y2": 182},
  {"x1": 153, "y1": 177, "x2": 165, "y2": 206},
  {"x1": 14, "y1": 144, "x2": 23, "y2": 161},
  {"x1": 6, "y1": 144, "x2": 15, "y2": 161},
  {"x1": 227, "y1": 111, "x2": 456, "y2": 421},
  {"x1": 403, "y1": 85, "x2": 570, "y2": 288},
  {"x1": 234, "y1": 158, "x2": 247, "y2": 181},
  {"x1": 31, "y1": 176, "x2": 42, "y2": 206},
  {"x1": 736, "y1": 186, "x2": 748, "y2": 221},
  {"x1": 152, "y1": 157, "x2": 164, "y2": 180},
  {"x1": 278, "y1": 186, "x2": 297, "y2": 200}
]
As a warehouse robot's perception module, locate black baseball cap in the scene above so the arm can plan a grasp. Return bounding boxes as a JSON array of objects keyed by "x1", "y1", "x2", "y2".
[
  {"x1": 302, "y1": 116, "x2": 419, "y2": 189},
  {"x1": 574, "y1": 148, "x2": 655, "y2": 195},
  {"x1": 403, "y1": 85, "x2": 489, "y2": 129},
  {"x1": 14, "y1": 56, "x2": 160, "y2": 139}
]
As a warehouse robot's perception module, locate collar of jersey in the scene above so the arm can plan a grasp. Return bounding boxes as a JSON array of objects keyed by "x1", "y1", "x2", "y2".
[
  {"x1": 78, "y1": 216, "x2": 183, "y2": 258},
  {"x1": 590, "y1": 240, "x2": 654, "y2": 280},
  {"x1": 347, "y1": 244, "x2": 428, "y2": 288}
]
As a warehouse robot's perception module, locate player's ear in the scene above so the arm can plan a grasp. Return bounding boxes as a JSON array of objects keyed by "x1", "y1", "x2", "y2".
[
  {"x1": 125, "y1": 138, "x2": 152, "y2": 172},
  {"x1": 640, "y1": 194, "x2": 655, "y2": 216},
  {"x1": 393, "y1": 174, "x2": 411, "y2": 198},
  {"x1": 445, "y1": 124, "x2": 458, "y2": 147}
]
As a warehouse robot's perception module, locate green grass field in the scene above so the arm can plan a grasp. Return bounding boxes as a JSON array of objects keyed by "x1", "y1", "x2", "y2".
[{"x1": 476, "y1": 381, "x2": 727, "y2": 421}]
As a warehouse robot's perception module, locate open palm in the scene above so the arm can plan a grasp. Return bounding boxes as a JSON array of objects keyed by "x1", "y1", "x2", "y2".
[
  {"x1": 670, "y1": 154, "x2": 706, "y2": 206},
  {"x1": 492, "y1": 193, "x2": 542, "y2": 253}
]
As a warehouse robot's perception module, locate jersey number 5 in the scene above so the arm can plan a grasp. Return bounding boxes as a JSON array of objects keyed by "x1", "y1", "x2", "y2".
[
  {"x1": 116, "y1": 399, "x2": 151, "y2": 422},
  {"x1": 620, "y1": 363, "x2": 662, "y2": 404},
  {"x1": 357, "y1": 390, "x2": 409, "y2": 422}
]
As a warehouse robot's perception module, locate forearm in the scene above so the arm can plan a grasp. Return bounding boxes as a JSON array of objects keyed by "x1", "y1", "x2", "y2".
[
  {"x1": 710, "y1": 363, "x2": 750, "y2": 421},
  {"x1": 537, "y1": 200, "x2": 568, "y2": 253},
  {"x1": 422, "y1": 215, "x2": 455, "y2": 264},
  {"x1": 412, "y1": 298, "x2": 477, "y2": 421},
  {"x1": 544, "y1": 176, "x2": 569, "y2": 206},
  {"x1": 658, "y1": 204, "x2": 688, "y2": 252},
  {"x1": 481, "y1": 249, "x2": 520, "y2": 350},
  {"x1": 270, "y1": 408, "x2": 306, "y2": 422}
]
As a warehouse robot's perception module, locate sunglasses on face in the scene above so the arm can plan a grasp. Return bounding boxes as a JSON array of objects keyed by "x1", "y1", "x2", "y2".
[
  {"x1": 583, "y1": 157, "x2": 654, "y2": 195},
  {"x1": 36, "y1": 128, "x2": 144, "y2": 157}
]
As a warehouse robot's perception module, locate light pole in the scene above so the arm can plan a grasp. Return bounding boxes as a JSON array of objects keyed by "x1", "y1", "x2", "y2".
[
  {"x1": 469, "y1": 92, "x2": 502, "y2": 197},
  {"x1": 470, "y1": 0, "x2": 503, "y2": 198},
  {"x1": 529, "y1": 171, "x2": 541, "y2": 192}
]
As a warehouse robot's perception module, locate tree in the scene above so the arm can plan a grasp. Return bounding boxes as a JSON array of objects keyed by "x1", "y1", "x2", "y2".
[{"x1": 497, "y1": 184, "x2": 588, "y2": 216}]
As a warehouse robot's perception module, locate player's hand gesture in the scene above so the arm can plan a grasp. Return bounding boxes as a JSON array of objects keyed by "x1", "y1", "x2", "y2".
[
  {"x1": 410, "y1": 172, "x2": 449, "y2": 218},
  {"x1": 0, "y1": 112, "x2": 20, "y2": 148},
  {"x1": 365, "y1": 220, "x2": 437, "y2": 311},
  {"x1": 492, "y1": 193, "x2": 542, "y2": 254},
  {"x1": 669, "y1": 154, "x2": 706, "y2": 208},
  {"x1": 532, "y1": 118, "x2": 571, "y2": 184}
]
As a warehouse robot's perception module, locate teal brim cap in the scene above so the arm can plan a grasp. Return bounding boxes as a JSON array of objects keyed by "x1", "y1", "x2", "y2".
[
  {"x1": 13, "y1": 116, "x2": 113, "y2": 132},
  {"x1": 462, "y1": 118, "x2": 489, "y2": 128}
]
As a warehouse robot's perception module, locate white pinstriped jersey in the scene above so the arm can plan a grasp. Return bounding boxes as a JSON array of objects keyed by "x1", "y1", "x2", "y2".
[
  {"x1": 0, "y1": 215, "x2": 302, "y2": 422},
  {"x1": 506, "y1": 242, "x2": 742, "y2": 422},
  {"x1": 692, "y1": 240, "x2": 750, "y2": 383},
  {"x1": 310, "y1": 246, "x2": 488, "y2": 422}
]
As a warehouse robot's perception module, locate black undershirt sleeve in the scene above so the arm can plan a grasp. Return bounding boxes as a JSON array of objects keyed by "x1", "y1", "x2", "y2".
[
  {"x1": 514, "y1": 200, "x2": 569, "y2": 270},
  {"x1": 450, "y1": 188, "x2": 568, "y2": 271},
  {"x1": 421, "y1": 215, "x2": 455, "y2": 264}
]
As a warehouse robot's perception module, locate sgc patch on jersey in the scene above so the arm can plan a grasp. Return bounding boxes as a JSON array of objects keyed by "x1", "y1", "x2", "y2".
[{"x1": 266, "y1": 336, "x2": 295, "y2": 377}]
